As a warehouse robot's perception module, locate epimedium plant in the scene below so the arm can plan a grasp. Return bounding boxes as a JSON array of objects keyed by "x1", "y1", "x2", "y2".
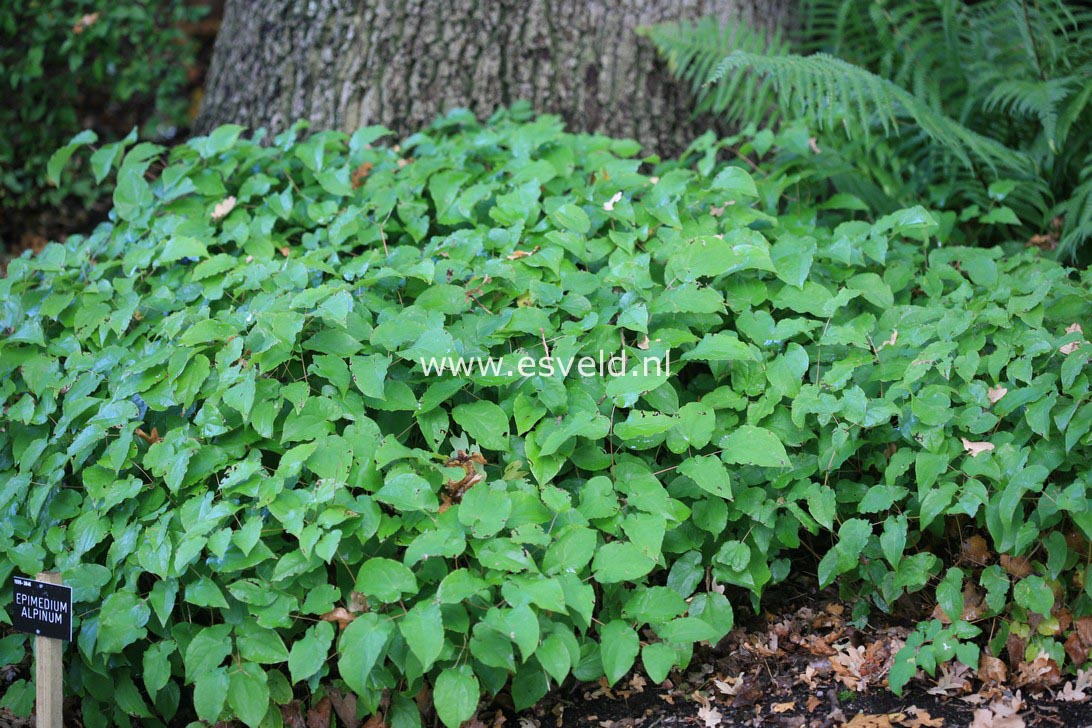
[{"x1": 1, "y1": 107, "x2": 1091, "y2": 726}]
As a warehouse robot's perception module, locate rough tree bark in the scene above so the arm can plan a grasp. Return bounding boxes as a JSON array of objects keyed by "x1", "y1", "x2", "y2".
[{"x1": 197, "y1": 0, "x2": 793, "y2": 154}]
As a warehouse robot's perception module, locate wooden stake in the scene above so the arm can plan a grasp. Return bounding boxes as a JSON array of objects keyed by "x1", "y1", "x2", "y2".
[{"x1": 34, "y1": 571, "x2": 63, "y2": 728}]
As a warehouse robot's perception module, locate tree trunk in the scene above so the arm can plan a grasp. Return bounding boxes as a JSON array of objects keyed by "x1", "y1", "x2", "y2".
[{"x1": 197, "y1": 0, "x2": 793, "y2": 155}]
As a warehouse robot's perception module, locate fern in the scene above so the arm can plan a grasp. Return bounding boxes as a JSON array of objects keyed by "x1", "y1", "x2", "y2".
[
  {"x1": 709, "y1": 51, "x2": 1027, "y2": 173},
  {"x1": 646, "y1": 19, "x2": 789, "y2": 127},
  {"x1": 1059, "y1": 161, "x2": 1092, "y2": 256},
  {"x1": 650, "y1": 0, "x2": 1092, "y2": 260}
]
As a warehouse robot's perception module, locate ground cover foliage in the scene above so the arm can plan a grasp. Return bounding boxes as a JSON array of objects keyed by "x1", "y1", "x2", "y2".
[{"x1": 1, "y1": 108, "x2": 1091, "y2": 726}]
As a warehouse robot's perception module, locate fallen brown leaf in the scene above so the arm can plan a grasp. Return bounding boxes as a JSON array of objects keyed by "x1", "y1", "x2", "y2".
[
  {"x1": 970, "y1": 693, "x2": 1025, "y2": 728},
  {"x1": 831, "y1": 639, "x2": 900, "y2": 692},
  {"x1": 281, "y1": 700, "x2": 307, "y2": 728},
  {"x1": 351, "y1": 162, "x2": 374, "y2": 188},
  {"x1": 1013, "y1": 652, "x2": 1062, "y2": 690},
  {"x1": 978, "y1": 654, "x2": 1007, "y2": 685},
  {"x1": 1000, "y1": 554, "x2": 1033, "y2": 578},
  {"x1": 1056, "y1": 668, "x2": 1092, "y2": 702},
  {"x1": 843, "y1": 713, "x2": 903, "y2": 728},
  {"x1": 961, "y1": 437, "x2": 995, "y2": 457},
  {"x1": 506, "y1": 247, "x2": 538, "y2": 260},
  {"x1": 211, "y1": 195, "x2": 237, "y2": 220},
  {"x1": 135, "y1": 427, "x2": 162, "y2": 445},
  {"x1": 440, "y1": 449, "x2": 488, "y2": 511},
  {"x1": 1060, "y1": 323, "x2": 1084, "y2": 355},
  {"x1": 877, "y1": 330, "x2": 898, "y2": 351},
  {"x1": 329, "y1": 689, "x2": 361, "y2": 728},
  {"x1": 73, "y1": 12, "x2": 99, "y2": 33},
  {"x1": 320, "y1": 606, "x2": 357, "y2": 630},
  {"x1": 987, "y1": 385, "x2": 1008, "y2": 406},
  {"x1": 927, "y1": 661, "x2": 972, "y2": 696},
  {"x1": 307, "y1": 697, "x2": 332, "y2": 728},
  {"x1": 349, "y1": 591, "x2": 368, "y2": 613},
  {"x1": 961, "y1": 535, "x2": 992, "y2": 566},
  {"x1": 696, "y1": 704, "x2": 722, "y2": 727},
  {"x1": 905, "y1": 706, "x2": 944, "y2": 728}
]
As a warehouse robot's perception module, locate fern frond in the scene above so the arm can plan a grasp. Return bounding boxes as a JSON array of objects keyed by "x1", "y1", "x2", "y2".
[
  {"x1": 800, "y1": 0, "x2": 978, "y2": 116},
  {"x1": 984, "y1": 77, "x2": 1080, "y2": 152},
  {"x1": 709, "y1": 51, "x2": 1028, "y2": 174},
  {"x1": 650, "y1": 2, "x2": 1092, "y2": 258},
  {"x1": 646, "y1": 18, "x2": 790, "y2": 127},
  {"x1": 1055, "y1": 74, "x2": 1092, "y2": 155},
  {"x1": 1057, "y1": 160, "x2": 1092, "y2": 260}
]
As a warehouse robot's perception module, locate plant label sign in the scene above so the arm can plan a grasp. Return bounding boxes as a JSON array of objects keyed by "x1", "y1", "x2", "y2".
[{"x1": 12, "y1": 576, "x2": 72, "y2": 641}]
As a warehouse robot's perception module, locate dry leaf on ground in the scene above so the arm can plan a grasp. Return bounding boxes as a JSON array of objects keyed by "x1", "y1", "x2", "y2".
[
  {"x1": 1060, "y1": 323, "x2": 1084, "y2": 354},
  {"x1": 961, "y1": 438, "x2": 995, "y2": 456},
  {"x1": 211, "y1": 195, "x2": 237, "y2": 220},
  {"x1": 970, "y1": 693, "x2": 1025, "y2": 728},
  {"x1": 843, "y1": 713, "x2": 904, "y2": 728},
  {"x1": 987, "y1": 385, "x2": 1008, "y2": 405}
]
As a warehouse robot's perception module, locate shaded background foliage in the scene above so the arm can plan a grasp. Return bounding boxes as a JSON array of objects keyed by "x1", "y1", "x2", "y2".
[{"x1": 0, "y1": 0, "x2": 220, "y2": 258}]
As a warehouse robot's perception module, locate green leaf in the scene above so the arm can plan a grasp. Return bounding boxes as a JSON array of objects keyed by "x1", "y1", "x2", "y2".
[
  {"x1": 599, "y1": 620, "x2": 639, "y2": 685},
  {"x1": 237, "y1": 627, "x2": 290, "y2": 664},
  {"x1": 771, "y1": 234, "x2": 816, "y2": 288},
  {"x1": 351, "y1": 354, "x2": 391, "y2": 399},
  {"x1": 592, "y1": 542, "x2": 655, "y2": 583},
  {"x1": 46, "y1": 129, "x2": 97, "y2": 186},
  {"x1": 289, "y1": 621, "x2": 334, "y2": 684},
  {"x1": 338, "y1": 614, "x2": 393, "y2": 696},
  {"x1": 537, "y1": 633, "x2": 573, "y2": 685},
  {"x1": 227, "y1": 662, "x2": 269, "y2": 728},
  {"x1": 452, "y1": 400, "x2": 510, "y2": 451},
  {"x1": 668, "y1": 233, "x2": 775, "y2": 283},
  {"x1": 681, "y1": 332, "x2": 755, "y2": 362},
  {"x1": 400, "y1": 602, "x2": 445, "y2": 670},
  {"x1": 142, "y1": 640, "x2": 175, "y2": 697},
  {"x1": 678, "y1": 455, "x2": 732, "y2": 499},
  {"x1": 355, "y1": 557, "x2": 418, "y2": 602},
  {"x1": 1013, "y1": 575, "x2": 1053, "y2": 616},
  {"x1": 158, "y1": 236, "x2": 208, "y2": 264},
  {"x1": 720, "y1": 425, "x2": 790, "y2": 468},
  {"x1": 202, "y1": 124, "x2": 246, "y2": 157},
  {"x1": 185, "y1": 625, "x2": 233, "y2": 681},
  {"x1": 374, "y1": 472, "x2": 438, "y2": 512},
  {"x1": 642, "y1": 642, "x2": 676, "y2": 684},
  {"x1": 113, "y1": 158, "x2": 154, "y2": 221},
  {"x1": 806, "y1": 486, "x2": 837, "y2": 530},
  {"x1": 656, "y1": 616, "x2": 722, "y2": 643},
  {"x1": 888, "y1": 639, "x2": 921, "y2": 696},
  {"x1": 97, "y1": 591, "x2": 150, "y2": 654},
  {"x1": 433, "y1": 665, "x2": 480, "y2": 728},
  {"x1": 543, "y1": 526, "x2": 597, "y2": 574},
  {"x1": 711, "y1": 166, "x2": 758, "y2": 197},
  {"x1": 548, "y1": 202, "x2": 592, "y2": 233},
  {"x1": 194, "y1": 668, "x2": 229, "y2": 723}
]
